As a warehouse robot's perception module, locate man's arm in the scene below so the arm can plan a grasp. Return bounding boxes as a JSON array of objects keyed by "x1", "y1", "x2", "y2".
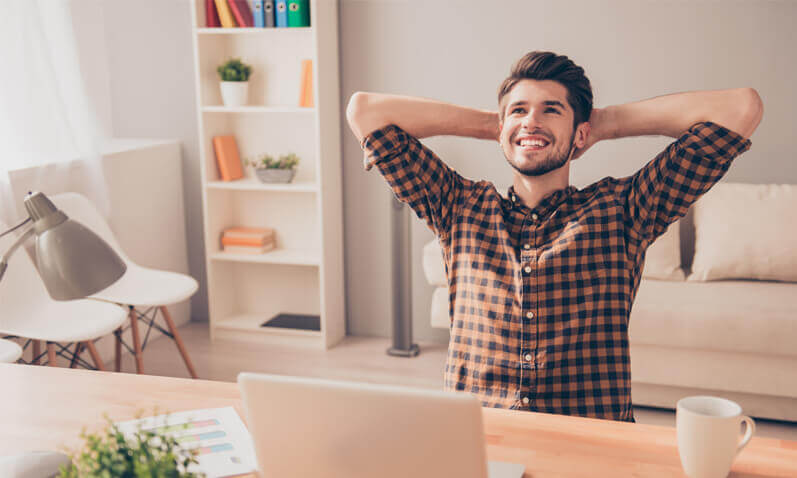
[
  {"x1": 602, "y1": 87, "x2": 764, "y2": 141},
  {"x1": 345, "y1": 92, "x2": 498, "y2": 143},
  {"x1": 598, "y1": 88, "x2": 761, "y2": 245}
]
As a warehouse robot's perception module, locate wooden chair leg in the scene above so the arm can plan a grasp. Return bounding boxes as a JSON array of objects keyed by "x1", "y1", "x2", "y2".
[
  {"x1": 70, "y1": 342, "x2": 83, "y2": 368},
  {"x1": 129, "y1": 307, "x2": 144, "y2": 374},
  {"x1": 85, "y1": 340, "x2": 106, "y2": 371},
  {"x1": 115, "y1": 327, "x2": 122, "y2": 372},
  {"x1": 46, "y1": 342, "x2": 57, "y2": 367},
  {"x1": 160, "y1": 306, "x2": 198, "y2": 379},
  {"x1": 32, "y1": 340, "x2": 41, "y2": 365}
]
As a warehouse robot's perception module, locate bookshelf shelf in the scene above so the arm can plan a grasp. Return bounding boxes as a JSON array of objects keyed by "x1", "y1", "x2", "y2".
[
  {"x1": 214, "y1": 313, "x2": 323, "y2": 347},
  {"x1": 210, "y1": 248, "x2": 320, "y2": 266},
  {"x1": 191, "y1": 0, "x2": 345, "y2": 349},
  {"x1": 206, "y1": 178, "x2": 319, "y2": 192},
  {"x1": 196, "y1": 27, "x2": 313, "y2": 35},
  {"x1": 202, "y1": 105, "x2": 315, "y2": 114}
]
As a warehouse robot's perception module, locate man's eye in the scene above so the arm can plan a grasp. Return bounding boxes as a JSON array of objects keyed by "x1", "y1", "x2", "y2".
[
  {"x1": 512, "y1": 107, "x2": 525, "y2": 114},
  {"x1": 546, "y1": 108, "x2": 560, "y2": 114}
]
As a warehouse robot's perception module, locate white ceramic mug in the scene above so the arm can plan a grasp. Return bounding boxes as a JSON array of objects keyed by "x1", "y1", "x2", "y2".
[{"x1": 676, "y1": 396, "x2": 755, "y2": 478}]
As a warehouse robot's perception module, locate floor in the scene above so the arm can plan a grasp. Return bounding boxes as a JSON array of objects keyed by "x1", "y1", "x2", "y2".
[{"x1": 110, "y1": 321, "x2": 797, "y2": 441}]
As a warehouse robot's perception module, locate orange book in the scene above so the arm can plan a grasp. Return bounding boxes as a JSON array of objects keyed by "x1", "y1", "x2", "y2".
[
  {"x1": 221, "y1": 227, "x2": 274, "y2": 246},
  {"x1": 299, "y1": 59, "x2": 314, "y2": 108},
  {"x1": 212, "y1": 136, "x2": 244, "y2": 181},
  {"x1": 223, "y1": 243, "x2": 275, "y2": 254}
]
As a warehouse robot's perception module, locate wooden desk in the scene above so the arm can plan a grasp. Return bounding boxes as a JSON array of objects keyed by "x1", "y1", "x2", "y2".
[{"x1": 1, "y1": 364, "x2": 795, "y2": 477}]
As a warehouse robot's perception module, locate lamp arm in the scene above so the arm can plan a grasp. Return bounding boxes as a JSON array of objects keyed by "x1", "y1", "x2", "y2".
[
  {"x1": 0, "y1": 217, "x2": 31, "y2": 239},
  {"x1": 0, "y1": 225, "x2": 35, "y2": 282}
]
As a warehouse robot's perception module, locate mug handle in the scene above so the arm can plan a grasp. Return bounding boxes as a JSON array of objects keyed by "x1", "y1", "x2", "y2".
[{"x1": 736, "y1": 415, "x2": 756, "y2": 456}]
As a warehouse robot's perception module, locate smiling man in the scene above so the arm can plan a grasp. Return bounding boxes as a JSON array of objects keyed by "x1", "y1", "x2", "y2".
[{"x1": 345, "y1": 51, "x2": 763, "y2": 422}]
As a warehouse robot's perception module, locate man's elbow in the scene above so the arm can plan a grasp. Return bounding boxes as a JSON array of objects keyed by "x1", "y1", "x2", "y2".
[
  {"x1": 346, "y1": 91, "x2": 374, "y2": 142},
  {"x1": 737, "y1": 88, "x2": 764, "y2": 139}
]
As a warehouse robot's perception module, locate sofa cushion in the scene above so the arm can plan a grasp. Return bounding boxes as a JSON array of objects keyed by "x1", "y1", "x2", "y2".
[
  {"x1": 642, "y1": 221, "x2": 685, "y2": 281},
  {"x1": 688, "y1": 182, "x2": 797, "y2": 282},
  {"x1": 629, "y1": 278, "x2": 797, "y2": 358},
  {"x1": 423, "y1": 240, "x2": 447, "y2": 286},
  {"x1": 430, "y1": 287, "x2": 450, "y2": 328}
]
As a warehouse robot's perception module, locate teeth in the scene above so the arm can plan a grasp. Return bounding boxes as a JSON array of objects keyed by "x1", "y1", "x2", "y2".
[{"x1": 519, "y1": 139, "x2": 548, "y2": 147}]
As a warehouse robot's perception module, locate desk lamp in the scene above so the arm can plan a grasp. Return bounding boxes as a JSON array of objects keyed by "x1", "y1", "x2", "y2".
[
  {"x1": 0, "y1": 191, "x2": 126, "y2": 476},
  {"x1": 0, "y1": 191, "x2": 126, "y2": 299}
]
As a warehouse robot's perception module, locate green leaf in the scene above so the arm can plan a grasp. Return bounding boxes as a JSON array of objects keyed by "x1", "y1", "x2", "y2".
[{"x1": 217, "y1": 57, "x2": 253, "y2": 82}]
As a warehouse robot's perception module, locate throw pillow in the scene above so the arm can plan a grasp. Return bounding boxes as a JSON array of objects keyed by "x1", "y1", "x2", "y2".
[
  {"x1": 642, "y1": 221, "x2": 686, "y2": 281},
  {"x1": 688, "y1": 182, "x2": 797, "y2": 282}
]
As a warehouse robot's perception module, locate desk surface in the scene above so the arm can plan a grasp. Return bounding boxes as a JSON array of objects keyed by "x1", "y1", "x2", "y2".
[{"x1": 1, "y1": 364, "x2": 795, "y2": 477}]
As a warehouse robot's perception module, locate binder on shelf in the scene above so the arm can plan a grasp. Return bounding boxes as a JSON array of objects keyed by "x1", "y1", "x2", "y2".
[
  {"x1": 251, "y1": 0, "x2": 264, "y2": 27},
  {"x1": 229, "y1": 0, "x2": 254, "y2": 27},
  {"x1": 275, "y1": 0, "x2": 288, "y2": 27},
  {"x1": 264, "y1": 0, "x2": 275, "y2": 27},
  {"x1": 206, "y1": 0, "x2": 221, "y2": 27},
  {"x1": 214, "y1": 0, "x2": 237, "y2": 27},
  {"x1": 212, "y1": 135, "x2": 244, "y2": 181},
  {"x1": 287, "y1": 0, "x2": 310, "y2": 27},
  {"x1": 298, "y1": 59, "x2": 313, "y2": 108}
]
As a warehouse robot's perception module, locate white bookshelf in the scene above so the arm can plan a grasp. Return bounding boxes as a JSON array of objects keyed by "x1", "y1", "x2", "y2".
[{"x1": 190, "y1": 0, "x2": 345, "y2": 349}]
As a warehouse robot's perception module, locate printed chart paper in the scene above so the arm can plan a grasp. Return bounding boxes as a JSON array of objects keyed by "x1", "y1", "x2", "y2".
[{"x1": 115, "y1": 407, "x2": 256, "y2": 478}]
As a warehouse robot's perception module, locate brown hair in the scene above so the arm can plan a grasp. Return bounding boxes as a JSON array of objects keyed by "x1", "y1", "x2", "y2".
[{"x1": 498, "y1": 51, "x2": 592, "y2": 128}]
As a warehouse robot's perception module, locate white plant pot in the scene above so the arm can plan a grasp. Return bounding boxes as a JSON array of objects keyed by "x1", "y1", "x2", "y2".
[
  {"x1": 255, "y1": 168, "x2": 296, "y2": 183},
  {"x1": 220, "y1": 81, "x2": 249, "y2": 107}
]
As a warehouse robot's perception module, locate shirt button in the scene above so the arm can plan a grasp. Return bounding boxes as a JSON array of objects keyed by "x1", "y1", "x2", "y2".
[
  {"x1": 526, "y1": 311, "x2": 534, "y2": 319},
  {"x1": 524, "y1": 266, "x2": 531, "y2": 274},
  {"x1": 523, "y1": 244, "x2": 531, "y2": 250},
  {"x1": 524, "y1": 353, "x2": 533, "y2": 361},
  {"x1": 522, "y1": 397, "x2": 530, "y2": 405},
  {"x1": 531, "y1": 213, "x2": 539, "y2": 221}
]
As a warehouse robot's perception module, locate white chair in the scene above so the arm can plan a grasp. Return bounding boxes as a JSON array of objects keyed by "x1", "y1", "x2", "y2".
[
  {"x1": 51, "y1": 193, "x2": 199, "y2": 378},
  {"x1": 0, "y1": 338, "x2": 22, "y2": 363},
  {"x1": 0, "y1": 221, "x2": 128, "y2": 368}
]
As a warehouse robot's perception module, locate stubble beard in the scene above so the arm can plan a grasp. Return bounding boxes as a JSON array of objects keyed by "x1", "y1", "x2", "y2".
[{"x1": 505, "y1": 129, "x2": 576, "y2": 177}]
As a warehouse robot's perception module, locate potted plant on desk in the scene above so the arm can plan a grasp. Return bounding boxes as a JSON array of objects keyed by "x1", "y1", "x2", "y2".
[
  {"x1": 59, "y1": 418, "x2": 202, "y2": 477},
  {"x1": 246, "y1": 153, "x2": 300, "y2": 183},
  {"x1": 217, "y1": 57, "x2": 252, "y2": 107}
]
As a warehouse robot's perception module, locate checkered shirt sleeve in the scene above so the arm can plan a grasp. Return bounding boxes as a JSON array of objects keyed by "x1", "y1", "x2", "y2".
[
  {"x1": 622, "y1": 121, "x2": 752, "y2": 244},
  {"x1": 361, "y1": 124, "x2": 472, "y2": 238}
]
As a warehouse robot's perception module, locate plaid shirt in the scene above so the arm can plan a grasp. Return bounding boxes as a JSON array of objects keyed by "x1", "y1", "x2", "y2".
[{"x1": 361, "y1": 121, "x2": 751, "y2": 422}]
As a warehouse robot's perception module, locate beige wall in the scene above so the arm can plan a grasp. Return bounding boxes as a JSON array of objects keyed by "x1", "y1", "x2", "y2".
[
  {"x1": 89, "y1": 0, "x2": 794, "y2": 342},
  {"x1": 339, "y1": 0, "x2": 796, "y2": 342}
]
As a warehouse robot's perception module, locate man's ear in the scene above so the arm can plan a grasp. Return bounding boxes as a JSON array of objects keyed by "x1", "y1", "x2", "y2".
[{"x1": 574, "y1": 122, "x2": 591, "y2": 148}]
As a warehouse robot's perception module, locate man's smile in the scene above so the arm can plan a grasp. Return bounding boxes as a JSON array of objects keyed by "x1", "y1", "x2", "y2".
[{"x1": 514, "y1": 133, "x2": 551, "y2": 152}]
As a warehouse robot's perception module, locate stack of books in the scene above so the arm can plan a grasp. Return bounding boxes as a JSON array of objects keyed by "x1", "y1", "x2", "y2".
[
  {"x1": 207, "y1": 0, "x2": 310, "y2": 28},
  {"x1": 221, "y1": 227, "x2": 275, "y2": 254}
]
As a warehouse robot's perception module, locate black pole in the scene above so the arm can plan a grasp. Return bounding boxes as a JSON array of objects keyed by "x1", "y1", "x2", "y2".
[{"x1": 387, "y1": 195, "x2": 420, "y2": 357}]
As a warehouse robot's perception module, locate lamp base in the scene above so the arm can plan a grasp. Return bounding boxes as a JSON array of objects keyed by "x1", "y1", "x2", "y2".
[{"x1": 387, "y1": 344, "x2": 420, "y2": 358}]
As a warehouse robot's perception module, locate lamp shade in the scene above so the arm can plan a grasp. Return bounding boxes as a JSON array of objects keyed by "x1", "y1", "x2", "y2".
[{"x1": 24, "y1": 192, "x2": 126, "y2": 301}]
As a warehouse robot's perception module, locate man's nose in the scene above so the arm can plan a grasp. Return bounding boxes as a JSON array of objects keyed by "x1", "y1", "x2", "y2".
[{"x1": 521, "y1": 108, "x2": 544, "y2": 129}]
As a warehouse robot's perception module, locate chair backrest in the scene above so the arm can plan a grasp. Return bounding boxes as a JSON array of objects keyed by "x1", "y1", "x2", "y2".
[
  {"x1": 48, "y1": 192, "x2": 130, "y2": 262},
  {"x1": 0, "y1": 220, "x2": 56, "y2": 328}
]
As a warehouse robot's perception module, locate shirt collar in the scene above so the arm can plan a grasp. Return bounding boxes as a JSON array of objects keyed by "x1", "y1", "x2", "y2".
[{"x1": 507, "y1": 184, "x2": 577, "y2": 218}]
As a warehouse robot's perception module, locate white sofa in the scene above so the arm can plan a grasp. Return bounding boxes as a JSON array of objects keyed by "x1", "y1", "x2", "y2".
[{"x1": 422, "y1": 183, "x2": 797, "y2": 422}]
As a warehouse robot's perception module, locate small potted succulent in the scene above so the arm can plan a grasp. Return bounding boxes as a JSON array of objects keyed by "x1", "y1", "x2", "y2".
[
  {"x1": 245, "y1": 153, "x2": 300, "y2": 183},
  {"x1": 216, "y1": 57, "x2": 252, "y2": 107}
]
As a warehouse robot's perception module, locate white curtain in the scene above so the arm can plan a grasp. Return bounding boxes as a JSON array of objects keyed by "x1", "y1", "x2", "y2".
[{"x1": 0, "y1": 0, "x2": 109, "y2": 227}]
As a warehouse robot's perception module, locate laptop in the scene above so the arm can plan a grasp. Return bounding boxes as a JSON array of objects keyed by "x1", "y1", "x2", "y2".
[{"x1": 238, "y1": 373, "x2": 525, "y2": 478}]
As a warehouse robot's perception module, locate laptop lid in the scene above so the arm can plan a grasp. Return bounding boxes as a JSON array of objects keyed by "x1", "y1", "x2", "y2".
[{"x1": 238, "y1": 372, "x2": 489, "y2": 478}]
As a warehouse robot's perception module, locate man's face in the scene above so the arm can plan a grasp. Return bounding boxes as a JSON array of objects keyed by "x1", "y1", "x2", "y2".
[{"x1": 499, "y1": 79, "x2": 578, "y2": 177}]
